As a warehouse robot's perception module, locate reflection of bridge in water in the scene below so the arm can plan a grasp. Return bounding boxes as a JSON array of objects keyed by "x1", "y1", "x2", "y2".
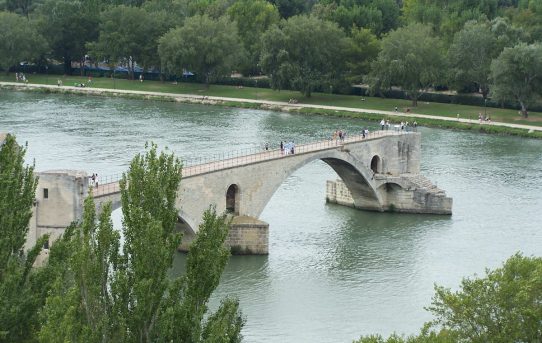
[{"x1": 28, "y1": 130, "x2": 452, "y2": 255}]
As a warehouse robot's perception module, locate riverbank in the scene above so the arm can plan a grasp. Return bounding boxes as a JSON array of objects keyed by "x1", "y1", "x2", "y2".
[{"x1": 2, "y1": 80, "x2": 541, "y2": 139}]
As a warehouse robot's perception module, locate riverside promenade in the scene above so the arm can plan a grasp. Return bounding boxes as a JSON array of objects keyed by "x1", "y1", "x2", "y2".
[{"x1": 2, "y1": 81, "x2": 541, "y2": 132}]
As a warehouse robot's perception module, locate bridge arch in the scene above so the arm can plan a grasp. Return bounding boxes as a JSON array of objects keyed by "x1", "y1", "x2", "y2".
[
  {"x1": 370, "y1": 155, "x2": 382, "y2": 174},
  {"x1": 251, "y1": 151, "x2": 385, "y2": 218},
  {"x1": 226, "y1": 184, "x2": 240, "y2": 215}
]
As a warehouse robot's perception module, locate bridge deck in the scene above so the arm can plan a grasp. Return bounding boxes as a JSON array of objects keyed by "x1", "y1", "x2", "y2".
[{"x1": 93, "y1": 130, "x2": 411, "y2": 197}]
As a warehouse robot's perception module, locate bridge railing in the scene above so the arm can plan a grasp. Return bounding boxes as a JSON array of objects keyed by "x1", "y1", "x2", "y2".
[{"x1": 94, "y1": 130, "x2": 411, "y2": 193}]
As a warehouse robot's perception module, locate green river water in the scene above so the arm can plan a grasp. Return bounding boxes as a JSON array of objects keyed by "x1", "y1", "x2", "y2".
[{"x1": 1, "y1": 91, "x2": 541, "y2": 342}]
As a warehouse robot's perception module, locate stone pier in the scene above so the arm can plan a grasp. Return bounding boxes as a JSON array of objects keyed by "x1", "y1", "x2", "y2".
[{"x1": 326, "y1": 176, "x2": 452, "y2": 215}]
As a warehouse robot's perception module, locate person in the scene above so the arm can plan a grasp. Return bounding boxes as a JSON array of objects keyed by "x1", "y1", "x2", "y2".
[
  {"x1": 386, "y1": 120, "x2": 390, "y2": 130},
  {"x1": 95, "y1": 173, "x2": 98, "y2": 187},
  {"x1": 362, "y1": 128, "x2": 366, "y2": 138},
  {"x1": 57, "y1": 79, "x2": 62, "y2": 87},
  {"x1": 380, "y1": 119, "x2": 385, "y2": 130},
  {"x1": 265, "y1": 143, "x2": 269, "y2": 151},
  {"x1": 290, "y1": 141, "x2": 295, "y2": 154},
  {"x1": 394, "y1": 106, "x2": 398, "y2": 112},
  {"x1": 413, "y1": 121, "x2": 418, "y2": 131},
  {"x1": 280, "y1": 141, "x2": 284, "y2": 153},
  {"x1": 139, "y1": 74, "x2": 144, "y2": 82},
  {"x1": 400, "y1": 121, "x2": 405, "y2": 130}
]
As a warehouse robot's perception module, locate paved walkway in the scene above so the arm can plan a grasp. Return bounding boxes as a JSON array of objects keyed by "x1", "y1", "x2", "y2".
[
  {"x1": 93, "y1": 130, "x2": 404, "y2": 197},
  {"x1": 2, "y1": 81, "x2": 541, "y2": 132}
]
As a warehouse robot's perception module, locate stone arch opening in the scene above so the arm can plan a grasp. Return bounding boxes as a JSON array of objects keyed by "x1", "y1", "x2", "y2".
[
  {"x1": 226, "y1": 184, "x2": 240, "y2": 215},
  {"x1": 371, "y1": 155, "x2": 382, "y2": 174}
]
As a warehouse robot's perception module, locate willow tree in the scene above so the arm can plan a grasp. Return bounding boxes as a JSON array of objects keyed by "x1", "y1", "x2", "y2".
[{"x1": 367, "y1": 23, "x2": 445, "y2": 106}]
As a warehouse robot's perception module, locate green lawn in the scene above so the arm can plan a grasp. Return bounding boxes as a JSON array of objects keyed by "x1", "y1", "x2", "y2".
[{"x1": 2, "y1": 73, "x2": 541, "y2": 127}]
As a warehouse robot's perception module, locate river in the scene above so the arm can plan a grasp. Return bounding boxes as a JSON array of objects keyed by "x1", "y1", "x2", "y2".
[{"x1": 1, "y1": 91, "x2": 541, "y2": 342}]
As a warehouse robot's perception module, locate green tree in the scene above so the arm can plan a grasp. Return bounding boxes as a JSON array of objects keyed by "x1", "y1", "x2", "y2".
[
  {"x1": 447, "y1": 20, "x2": 498, "y2": 99},
  {"x1": 158, "y1": 14, "x2": 244, "y2": 87},
  {"x1": 366, "y1": 23, "x2": 445, "y2": 106},
  {"x1": 345, "y1": 27, "x2": 380, "y2": 84},
  {"x1": 0, "y1": 12, "x2": 46, "y2": 73},
  {"x1": 427, "y1": 253, "x2": 542, "y2": 342},
  {"x1": 227, "y1": 0, "x2": 280, "y2": 75},
  {"x1": 490, "y1": 42, "x2": 542, "y2": 118},
  {"x1": 89, "y1": 5, "x2": 169, "y2": 79},
  {"x1": 36, "y1": 0, "x2": 99, "y2": 74},
  {"x1": 269, "y1": 0, "x2": 307, "y2": 18},
  {"x1": 355, "y1": 253, "x2": 542, "y2": 343},
  {"x1": 260, "y1": 15, "x2": 349, "y2": 97},
  {"x1": 0, "y1": 134, "x2": 48, "y2": 342},
  {"x1": 39, "y1": 143, "x2": 243, "y2": 342}
]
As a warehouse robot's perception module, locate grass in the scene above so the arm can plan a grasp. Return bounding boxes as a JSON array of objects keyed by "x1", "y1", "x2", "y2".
[{"x1": 2, "y1": 72, "x2": 541, "y2": 128}]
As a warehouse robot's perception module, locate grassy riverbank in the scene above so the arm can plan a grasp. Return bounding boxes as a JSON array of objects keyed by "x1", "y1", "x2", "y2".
[{"x1": 2, "y1": 73, "x2": 541, "y2": 138}]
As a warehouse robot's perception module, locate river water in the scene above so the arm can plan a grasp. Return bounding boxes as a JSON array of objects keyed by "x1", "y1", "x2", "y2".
[{"x1": 1, "y1": 91, "x2": 542, "y2": 342}]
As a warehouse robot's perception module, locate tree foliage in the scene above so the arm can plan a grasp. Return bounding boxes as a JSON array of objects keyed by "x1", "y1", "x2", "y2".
[
  {"x1": 260, "y1": 15, "x2": 348, "y2": 97},
  {"x1": 0, "y1": 12, "x2": 46, "y2": 73},
  {"x1": 0, "y1": 134, "x2": 49, "y2": 342},
  {"x1": 367, "y1": 23, "x2": 445, "y2": 106},
  {"x1": 490, "y1": 42, "x2": 542, "y2": 118},
  {"x1": 36, "y1": 0, "x2": 99, "y2": 74},
  {"x1": 39, "y1": 143, "x2": 243, "y2": 342},
  {"x1": 159, "y1": 14, "x2": 244, "y2": 87},
  {"x1": 227, "y1": 0, "x2": 280, "y2": 75},
  {"x1": 447, "y1": 20, "x2": 499, "y2": 98},
  {"x1": 89, "y1": 5, "x2": 173, "y2": 79},
  {"x1": 356, "y1": 254, "x2": 542, "y2": 343}
]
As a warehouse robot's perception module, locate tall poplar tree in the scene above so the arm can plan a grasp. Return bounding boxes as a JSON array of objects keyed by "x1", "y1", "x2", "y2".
[{"x1": 0, "y1": 134, "x2": 48, "y2": 342}]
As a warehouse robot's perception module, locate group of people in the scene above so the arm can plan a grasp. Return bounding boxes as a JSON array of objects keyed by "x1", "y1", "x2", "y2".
[
  {"x1": 332, "y1": 130, "x2": 347, "y2": 142},
  {"x1": 280, "y1": 141, "x2": 296, "y2": 155},
  {"x1": 15, "y1": 73, "x2": 28, "y2": 83},
  {"x1": 478, "y1": 113, "x2": 491, "y2": 123},
  {"x1": 380, "y1": 119, "x2": 417, "y2": 131},
  {"x1": 90, "y1": 173, "x2": 99, "y2": 187}
]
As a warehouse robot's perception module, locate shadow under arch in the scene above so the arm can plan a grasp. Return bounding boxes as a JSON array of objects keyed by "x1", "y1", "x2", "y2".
[{"x1": 254, "y1": 154, "x2": 384, "y2": 218}]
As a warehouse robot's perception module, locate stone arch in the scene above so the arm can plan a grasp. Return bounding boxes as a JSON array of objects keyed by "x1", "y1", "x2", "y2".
[
  {"x1": 226, "y1": 184, "x2": 240, "y2": 215},
  {"x1": 370, "y1": 155, "x2": 382, "y2": 174},
  {"x1": 251, "y1": 153, "x2": 385, "y2": 218}
]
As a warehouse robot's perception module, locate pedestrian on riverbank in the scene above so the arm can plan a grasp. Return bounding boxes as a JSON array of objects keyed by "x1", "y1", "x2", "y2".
[
  {"x1": 280, "y1": 141, "x2": 284, "y2": 154},
  {"x1": 380, "y1": 119, "x2": 385, "y2": 130},
  {"x1": 265, "y1": 143, "x2": 269, "y2": 151}
]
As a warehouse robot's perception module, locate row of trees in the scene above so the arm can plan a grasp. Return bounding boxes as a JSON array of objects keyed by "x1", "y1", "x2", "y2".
[
  {"x1": 0, "y1": 0, "x2": 541, "y2": 113},
  {"x1": 0, "y1": 135, "x2": 243, "y2": 342}
]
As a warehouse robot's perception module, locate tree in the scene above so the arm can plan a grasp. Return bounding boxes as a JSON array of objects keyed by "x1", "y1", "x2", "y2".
[
  {"x1": 448, "y1": 20, "x2": 499, "y2": 99},
  {"x1": 0, "y1": 12, "x2": 46, "y2": 73},
  {"x1": 36, "y1": 0, "x2": 99, "y2": 74},
  {"x1": 355, "y1": 253, "x2": 542, "y2": 343},
  {"x1": 345, "y1": 27, "x2": 380, "y2": 84},
  {"x1": 89, "y1": 5, "x2": 169, "y2": 79},
  {"x1": 269, "y1": 0, "x2": 307, "y2": 19},
  {"x1": 158, "y1": 15, "x2": 244, "y2": 87},
  {"x1": 0, "y1": 134, "x2": 48, "y2": 342},
  {"x1": 366, "y1": 23, "x2": 445, "y2": 106},
  {"x1": 427, "y1": 253, "x2": 542, "y2": 342},
  {"x1": 490, "y1": 42, "x2": 542, "y2": 118},
  {"x1": 39, "y1": 143, "x2": 243, "y2": 342},
  {"x1": 227, "y1": 0, "x2": 280, "y2": 75},
  {"x1": 260, "y1": 15, "x2": 349, "y2": 97}
]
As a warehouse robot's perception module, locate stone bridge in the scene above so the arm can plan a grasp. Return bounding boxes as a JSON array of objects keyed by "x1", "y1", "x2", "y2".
[{"x1": 27, "y1": 131, "x2": 452, "y2": 255}]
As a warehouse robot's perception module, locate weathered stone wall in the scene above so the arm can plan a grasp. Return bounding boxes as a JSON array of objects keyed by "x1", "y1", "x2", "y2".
[
  {"x1": 226, "y1": 216, "x2": 269, "y2": 255},
  {"x1": 327, "y1": 178, "x2": 452, "y2": 214},
  {"x1": 27, "y1": 170, "x2": 88, "y2": 250}
]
